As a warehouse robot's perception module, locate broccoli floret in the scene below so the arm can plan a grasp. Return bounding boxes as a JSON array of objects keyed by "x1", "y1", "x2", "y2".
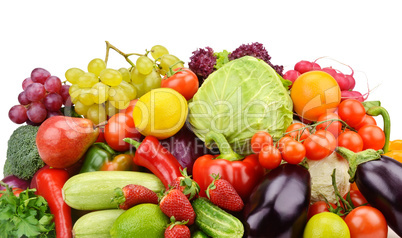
[{"x1": 4, "y1": 125, "x2": 44, "y2": 180}]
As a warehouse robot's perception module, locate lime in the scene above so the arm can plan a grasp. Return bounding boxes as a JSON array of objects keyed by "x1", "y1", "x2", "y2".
[
  {"x1": 110, "y1": 203, "x2": 169, "y2": 238},
  {"x1": 303, "y1": 212, "x2": 350, "y2": 238},
  {"x1": 133, "y1": 88, "x2": 188, "y2": 139}
]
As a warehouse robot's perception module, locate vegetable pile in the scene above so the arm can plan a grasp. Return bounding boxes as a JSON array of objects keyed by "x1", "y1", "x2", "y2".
[{"x1": 2, "y1": 41, "x2": 402, "y2": 238}]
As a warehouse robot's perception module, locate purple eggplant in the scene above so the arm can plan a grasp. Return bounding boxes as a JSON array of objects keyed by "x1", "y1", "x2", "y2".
[
  {"x1": 160, "y1": 125, "x2": 208, "y2": 175},
  {"x1": 243, "y1": 163, "x2": 311, "y2": 238},
  {"x1": 337, "y1": 147, "x2": 402, "y2": 237}
]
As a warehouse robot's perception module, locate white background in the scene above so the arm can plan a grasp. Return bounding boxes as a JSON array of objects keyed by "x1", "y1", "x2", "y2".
[{"x1": 0, "y1": 1, "x2": 401, "y2": 237}]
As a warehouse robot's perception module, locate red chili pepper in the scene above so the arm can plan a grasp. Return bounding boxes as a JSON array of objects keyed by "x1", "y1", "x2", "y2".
[
  {"x1": 124, "y1": 136, "x2": 183, "y2": 188},
  {"x1": 36, "y1": 168, "x2": 72, "y2": 238},
  {"x1": 192, "y1": 131, "x2": 265, "y2": 202}
]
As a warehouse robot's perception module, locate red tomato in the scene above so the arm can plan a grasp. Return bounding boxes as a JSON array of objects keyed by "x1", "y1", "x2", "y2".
[
  {"x1": 343, "y1": 190, "x2": 368, "y2": 207},
  {"x1": 315, "y1": 112, "x2": 342, "y2": 138},
  {"x1": 338, "y1": 99, "x2": 366, "y2": 127},
  {"x1": 358, "y1": 125, "x2": 385, "y2": 150},
  {"x1": 251, "y1": 131, "x2": 273, "y2": 153},
  {"x1": 277, "y1": 136, "x2": 294, "y2": 153},
  {"x1": 345, "y1": 206, "x2": 388, "y2": 238},
  {"x1": 281, "y1": 140, "x2": 306, "y2": 164},
  {"x1": 337, "y1": 131, "x2": 363, "y2": 152},
  {"x1": 285, "y1": 123, "x2": 310, "y2": 141},
  {"x1": 307, "y1": 201, "x2": 337, "y2": 221},
  {"x1": 104, "y1": 113, "x2": 142, "y2": 151},
  {"x1": 354, "y1": 115, "x2": 377, "y2": 130},
  {"x1": 315, "y1": 130, "x2": 337, "y2": 152},
  {"x1": 258, "y1": 145, "x2": 282, "y2": 169},
  {"x1": 161, "y1": 68, "x2": 199, "y2": 100},
  {"x1": 303, "y1": 134, "x2": 331, "y2": 160},
  {"x1": 120, "y1": 99, "x2": 138, "y2": 122}
]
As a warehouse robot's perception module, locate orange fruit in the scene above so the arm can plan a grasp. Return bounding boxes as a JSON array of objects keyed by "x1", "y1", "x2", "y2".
[{"x1": 290, "y1": 71, "x2": 341, "y2": 121}]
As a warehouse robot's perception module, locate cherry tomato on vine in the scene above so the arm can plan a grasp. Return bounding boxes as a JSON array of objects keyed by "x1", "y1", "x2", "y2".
[
  {"x1": 258, "y1": 145, "x2": 282, "y2": 169},
  {"x1": 315, "y1": 112, "x2": 342, "y2": 138},
  {"x1": 315, "y1": 130, "x2": 337, "y2": 152},
  {"x1": 307, "y1": 201, "x2": 337, "y2": 221},
  {"x1": 277, "y1": 136, "x2": 294, "y2": 153},
  {"x1": 281, "y1": 140, "x2": 306, "y2": 164},
  {"x1": 104, "y1": 113, "x2": 142, "y2": 151},
  {"x1": 357, "y1": 125, "x2": 385, "y2": 150},
  {"x1": 161, "y1": 68, "x2": 199, "y2": 100},
  {"x1": 303, "y1": 134, "x2": 331, "y2": 160},
  {"x1": 338, "y1": 99, "x2": 366, "y2": 128},
  {"x1": 354, "y1": 115, "x2": 377, "y2": 130},
  {"x1": 343, "y1": 190, "x2": 368, "y2": 208},
  {"x1": 344, "y1": 206, "x2": 388, "y2": 238},
  {"x1": 285, "y1": 123, "x2": 310, "y2": 141},
  {"x1": 251, "y1": 131, "x2": 273, "y2": 153},
  {"x1": 337, "y1": 131, "x2": 363, "y2": 152}
]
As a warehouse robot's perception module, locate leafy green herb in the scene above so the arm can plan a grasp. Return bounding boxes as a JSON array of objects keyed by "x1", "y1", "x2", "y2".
[
  {"x1": 0, "y1": 183, "x2": 55, "y2": 238},
  {"x1": 214, "y1": 50, "x2": 230, "y2": 70}
]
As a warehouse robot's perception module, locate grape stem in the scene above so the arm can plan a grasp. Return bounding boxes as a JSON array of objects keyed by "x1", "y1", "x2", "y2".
[{"x1": 104, "y1": 41, "x2": 145, "y2": 67}]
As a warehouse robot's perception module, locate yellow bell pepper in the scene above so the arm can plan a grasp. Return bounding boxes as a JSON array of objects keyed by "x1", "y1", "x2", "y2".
[{"x1": 383, "y1": 140, "x2": 402, "y2": 163}]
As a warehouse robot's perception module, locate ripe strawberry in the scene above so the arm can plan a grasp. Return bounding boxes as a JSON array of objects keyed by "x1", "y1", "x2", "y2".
[
  {"x1": 170, "y1": 168, "x2": 200, "y2": 201},
  {"x1": 164, "y1": 217, "x2": 190, "y2": 238},
  {"x1": 206, "y1": 174, "x2": 244, "y2": 211},
  {"x1": 159, "y1": 189, "x2": 195, "y2": 225},
  {"x1": 113, "y1": 184, "x2": 158, "y2": 210}
]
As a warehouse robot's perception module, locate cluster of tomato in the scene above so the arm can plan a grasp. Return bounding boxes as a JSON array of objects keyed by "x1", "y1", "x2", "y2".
[{"x1": 251, "y1": 98, "x2": 386, "y2": 170}]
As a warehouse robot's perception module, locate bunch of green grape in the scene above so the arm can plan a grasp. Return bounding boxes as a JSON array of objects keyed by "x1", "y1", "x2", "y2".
[
  {"x1": 65, "y1": 45, "x2": 183, "y2": 124},
  {"x1": 131, "y1": 45, "x2": 183, "y2": 97}
]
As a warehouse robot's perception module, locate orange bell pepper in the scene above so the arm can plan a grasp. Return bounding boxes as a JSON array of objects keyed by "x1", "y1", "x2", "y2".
[{"x1": 383, "y1": 140, "x2": 402, "y2": 163}]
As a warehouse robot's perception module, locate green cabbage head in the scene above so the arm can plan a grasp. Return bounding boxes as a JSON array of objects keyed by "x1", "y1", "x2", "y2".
[{"x1": 188, "y1": 56, "x2": 293, "y2": 155}]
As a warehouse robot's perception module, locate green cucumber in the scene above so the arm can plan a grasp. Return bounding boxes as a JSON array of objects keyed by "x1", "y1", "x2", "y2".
[
  {"x1": 192, "y1": 197, "x2": 244, "y2": 238},
  {"x1": 191, "y1": 229, "x2": 210, "y2": 238},
  {"x1": 62, "y1": 171, "x2": 164, "y2": 210},
  {"x1": 72, "y1": 209, "x2": 125, "y2": 238}
]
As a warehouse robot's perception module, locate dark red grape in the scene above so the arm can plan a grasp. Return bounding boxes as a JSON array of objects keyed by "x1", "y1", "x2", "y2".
[
  {"x1": 22, "y1": 77, "x2": 34, "y2": 90},
  {"x1": 43, "y1": 93, "x2": 63, "y2": 112},
  {"x1": 46, "y1": 110, "x2": 63, "y2": 118},
  {"x1": 25, "y1": 83, "x2": 46, "y2": 102},
  {"x1": 60, "y1": 84, "x2": 71, "y2": 104},
  {"x1": 44, "y1": 76, "x2": 62, "y2": 93},
  {"x1": 18, "y1": 91, "x2": 31, "y2": 105},
  {"x1": 9, "y1": 105, "x2": 28, "y2": 124},
  {"x1": 31, "y1": 68, "x2": 51, "y2": 84},
  {"x1": 27, "y1": 101, "x2": 47, "y2": 123},
  {"x1": 26, "y1": 119, "x2": 42, "y2": 126}
]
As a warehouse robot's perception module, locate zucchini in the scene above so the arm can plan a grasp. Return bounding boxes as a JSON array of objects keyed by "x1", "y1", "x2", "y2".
[
  {"x1": 63, "y1": 171, "x2": 164, "y2": 210},
  {"x1": 192, "y1": 197, "x2": 244, "y2": 238},
  {"x1": 72, "y1": 209, "x2": 125, "y2": 238}
]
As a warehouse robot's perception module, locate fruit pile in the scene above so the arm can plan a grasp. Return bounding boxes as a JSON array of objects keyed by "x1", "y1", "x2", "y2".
[{"x1": 1, "y1": 42, "x2": 402, "y2": 238}]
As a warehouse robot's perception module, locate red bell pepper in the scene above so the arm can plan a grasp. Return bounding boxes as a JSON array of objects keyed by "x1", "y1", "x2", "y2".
[
  {"x1": 124, "y1": 136, "x2": 183, "y2": 188},
  {"x1": 193, "y1": 131, "x2": 265, "y2": 202},
  {"x1": 36, "y1": 168, "x2": 72, "y2": 238}
]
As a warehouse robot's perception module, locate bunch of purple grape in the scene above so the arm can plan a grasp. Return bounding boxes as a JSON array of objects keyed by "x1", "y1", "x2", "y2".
[{"x1": 8, "y1": 68, "x2": 71, "y2": 125}]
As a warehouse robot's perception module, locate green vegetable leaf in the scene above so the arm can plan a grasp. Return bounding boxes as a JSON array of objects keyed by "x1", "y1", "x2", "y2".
[
  {"x1": 277, "y1": 73, "x2": 292, "y2": 90},
  {"x1": 362, "y1": 101, "x2": 381, "y2": 112},
  {"x1": 214, "y1": 50, "x2": 230, "y2": 70},
  {"x1": 0, "y1": 185, "x2": 55, "y2": 237}
]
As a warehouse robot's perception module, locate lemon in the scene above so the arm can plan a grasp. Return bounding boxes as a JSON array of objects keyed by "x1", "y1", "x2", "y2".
[
  {"x1": 303, "y1": 212, "x2": 350, "y2": 238},
  {"x1": 133, "y1": 88, "x2": 188, "y2": 139},
  {"x1": 110, "y1": 203, "x2": 169, "y2": 238}
]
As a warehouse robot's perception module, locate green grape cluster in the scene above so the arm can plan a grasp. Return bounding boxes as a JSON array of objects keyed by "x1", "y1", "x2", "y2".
[
  {"x1": 65, "y1": 58, "x2": 137, "y2": 124},
  {"x1": 64, "y1": 44, "x2": 183, "y2": 124},
  {"x1": 131, "y1": 45, "x2": 184, "y2": 97}
]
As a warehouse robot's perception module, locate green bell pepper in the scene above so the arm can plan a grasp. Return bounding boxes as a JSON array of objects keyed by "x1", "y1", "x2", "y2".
[{"x1": 80, "y1": 143, "x2": 134, "y2": 173}]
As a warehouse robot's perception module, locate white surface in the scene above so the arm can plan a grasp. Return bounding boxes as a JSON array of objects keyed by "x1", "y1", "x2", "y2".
[{"x1": 0, "y1": 1, "x2": 401, "y2": 237}]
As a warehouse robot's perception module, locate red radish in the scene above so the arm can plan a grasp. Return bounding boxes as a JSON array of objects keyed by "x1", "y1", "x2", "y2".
[
  {"x1": 311, "y1": 62, "x2": 321, "y2": 70},
  {"x1": 341, "y1": 90, "x2": 364, "y2": 102},
  {"x1": 320, "y1": 67, "x2": 337, "y2": 77},
  {"x1": 345, "y1": 74, "x2": 356, "y2": 90},
  {"x1": 283, "y1": 70, "x2": 301, "y2": 87},
  {"x1": 294, "y1": 60, "x2": 313, "y2": 74},
  {"x1": 333, "y1": 73, "x2": 350, "y2": 91}
]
